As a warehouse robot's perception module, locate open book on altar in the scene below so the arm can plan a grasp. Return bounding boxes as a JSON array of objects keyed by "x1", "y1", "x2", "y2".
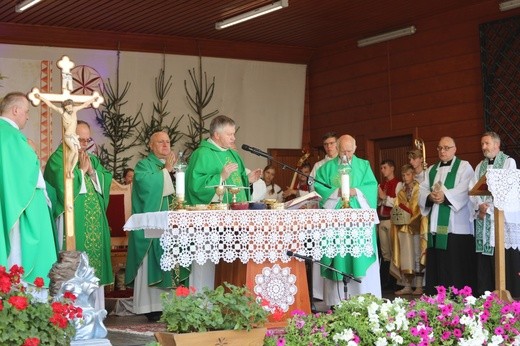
[{"x1": 284, "y1": 191, "x2": 321, "y2": 210}]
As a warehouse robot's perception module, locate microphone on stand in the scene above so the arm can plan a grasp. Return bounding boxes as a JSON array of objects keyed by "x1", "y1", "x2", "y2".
[
  {"x1": 286, "y1": 250, "x2": 313, "y2": 261},
  {"x1": 241, "y1": 144, "x2": 272, "y2": 159}
]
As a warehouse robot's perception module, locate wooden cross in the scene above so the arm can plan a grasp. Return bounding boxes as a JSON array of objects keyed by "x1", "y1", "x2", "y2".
[
  {"x1": 469, "y1": 175, "x2": 512, "y2": 301},
  {"x1": 28, "y1": 55, "x2": 104, "y2": 251}
]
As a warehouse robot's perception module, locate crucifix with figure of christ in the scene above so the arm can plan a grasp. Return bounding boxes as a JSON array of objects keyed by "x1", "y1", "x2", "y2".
[{"x1": 28, "y1": 55, "x2": 104, "y2": 251}]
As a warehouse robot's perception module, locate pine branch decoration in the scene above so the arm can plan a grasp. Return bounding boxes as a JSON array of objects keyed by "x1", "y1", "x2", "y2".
[
  {"x1": 95, "y1": 79, "x2": 142, "y2": 181},
  {"x1": 183, "y1": 57, "x2": 219, "y2": 158},
  {"x1": 136, "y1": 68, "x2": 184, "y2": 157}
]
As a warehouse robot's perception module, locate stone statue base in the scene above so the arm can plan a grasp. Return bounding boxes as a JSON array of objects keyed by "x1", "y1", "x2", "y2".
[{"x1": 49, "y1": 251, "x2": 111, "y2": 344}]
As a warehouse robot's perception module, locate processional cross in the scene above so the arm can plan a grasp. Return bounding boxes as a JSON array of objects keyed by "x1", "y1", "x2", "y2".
[{"x1": 28, "y1": 55, "x2": 104, "y2": 251}]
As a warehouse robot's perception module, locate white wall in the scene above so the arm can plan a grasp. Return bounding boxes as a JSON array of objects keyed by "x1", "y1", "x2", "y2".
[{"x1": 0, "y1": 44, "x2": 306, "y2": 170}]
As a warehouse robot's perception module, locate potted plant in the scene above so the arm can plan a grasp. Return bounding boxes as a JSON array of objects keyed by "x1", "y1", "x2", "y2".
[
  {"x1": 155, "y1": 282, "x2": 269, "y2": 346},
  {"x1": 265, "y1": 286, "x2": 520, "y2": 345},
  {"x1": 0, "y1": 265, "x2": 83, "y2": 346}
]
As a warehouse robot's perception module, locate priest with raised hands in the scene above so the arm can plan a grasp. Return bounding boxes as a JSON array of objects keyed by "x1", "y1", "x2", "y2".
[
  {"x1": 0, "y1": 92, "x2": 58, "y2": 287},
  {"x1": 45, "y1": 120, "x2": 113, "y2": 310},
  {"x1": 126, "y1": 131, "x2": 189, "y2": 321},
  {"x1": 314, "y1": 134, "x2": 381, "y2": 306},
  {"x1": 185, "y1": 115, "x2": 261, "y2": 205}
]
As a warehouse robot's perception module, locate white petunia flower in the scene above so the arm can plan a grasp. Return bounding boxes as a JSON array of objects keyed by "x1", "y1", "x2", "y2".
[{"x1": 375, "y1": 337, "x2": 388, "y2": 346}]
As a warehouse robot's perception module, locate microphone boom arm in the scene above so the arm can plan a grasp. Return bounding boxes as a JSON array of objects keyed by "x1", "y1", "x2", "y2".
[
  {"x1": 241, "y1": 144, "x2": 331, "y2": 189},
  {"x1": 286, "y1": 251, "x2": 361, "y2": 283}
]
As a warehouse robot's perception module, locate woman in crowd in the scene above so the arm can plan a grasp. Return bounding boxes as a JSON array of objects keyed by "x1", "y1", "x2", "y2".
[{"x1": 262, "y1": 164, "x2": 283, "y2": 202}]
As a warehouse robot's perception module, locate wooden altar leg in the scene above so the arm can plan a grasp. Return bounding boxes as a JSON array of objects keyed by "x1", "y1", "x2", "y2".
[
  {"x1": 215, "y1": 259, "x2": 311, "y2": 326},
  {"x1": 494, "y1": 209, "x2": 513, "y2": 302}
]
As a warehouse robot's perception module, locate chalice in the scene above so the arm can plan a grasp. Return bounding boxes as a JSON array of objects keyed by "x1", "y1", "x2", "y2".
[
  {"x1": 215, "y1": 185, "x2": 226, "y2": 204},
  {"x1": 228, "y1": 186, "x2": 241, "y2": 203}
]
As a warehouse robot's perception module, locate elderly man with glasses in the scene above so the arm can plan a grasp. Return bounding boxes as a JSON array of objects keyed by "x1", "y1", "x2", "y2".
[
  {"x1": 419, "y1": 136, "x2": 476, "y2": 295},
  {"x1": 44, "y1": 120, "x2": 113, "y2": 310}
]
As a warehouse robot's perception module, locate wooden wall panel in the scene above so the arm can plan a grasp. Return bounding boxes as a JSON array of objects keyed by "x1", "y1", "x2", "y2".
[{"x1": 307, "y1": 0, "x2": 513, "y2": 168}]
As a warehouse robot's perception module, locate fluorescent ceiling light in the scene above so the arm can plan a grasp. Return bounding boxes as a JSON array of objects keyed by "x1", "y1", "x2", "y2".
[
  {"x1": 499, "y1": 0, "x2": 520, "y2": 11},
  {"x1": 216, "y1": 0, "x2": 289, "y2": 30},
  {"x1": 15, "y1": 0, "x2": 42, "y2": 13},
  {"x1": 357, "y1": 26, "x2": 417, "y2": 48}
]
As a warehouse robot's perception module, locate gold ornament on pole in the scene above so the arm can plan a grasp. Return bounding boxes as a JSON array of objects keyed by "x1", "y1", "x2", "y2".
[{"x1": 414, "y1": 138, "x2": 428, "y2": 170}]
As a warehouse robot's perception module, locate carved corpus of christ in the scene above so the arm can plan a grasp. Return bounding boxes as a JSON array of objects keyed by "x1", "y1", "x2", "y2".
[{"x1": 27, "y1": 55, "x2": 104, "y2": 250}]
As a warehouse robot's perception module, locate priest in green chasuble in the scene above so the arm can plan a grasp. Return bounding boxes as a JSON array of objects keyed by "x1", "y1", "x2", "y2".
[
  {"x1": 0, "y1": 92, "x2": 58, "y2": 287},
  {"x1": 126, "y1": 131, "x2": 189, "y2": 317},
  {"x1": 44, "y1": 120, "x2": 113, "y2": 309},
  {"x1": 185, "y1": 115, "x2": 262, "y2": 205},
  {"x1": 314, "y1": 134, "x2": 381, "y2": 306},
  {"x1": 184, "y1": 115, "x2": 262, "y2": 293}
]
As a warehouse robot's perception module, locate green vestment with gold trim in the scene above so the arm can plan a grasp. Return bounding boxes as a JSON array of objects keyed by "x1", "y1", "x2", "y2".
[{"x1": 44, "y1": 145, "x2": 113, "y2": 285}]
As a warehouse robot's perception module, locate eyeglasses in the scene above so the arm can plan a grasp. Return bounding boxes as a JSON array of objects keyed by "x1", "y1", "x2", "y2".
[
  {"x1": 437, "y1": 146, "x2": 454, "y2": 152},
  {"x1": 79, "y1": 137, "x2": 93, "y2": 144}
]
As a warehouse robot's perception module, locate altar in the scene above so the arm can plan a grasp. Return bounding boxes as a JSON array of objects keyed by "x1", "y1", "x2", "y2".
[{"x1": 124, "y1": 208, "x2": 378, "y2": 321}]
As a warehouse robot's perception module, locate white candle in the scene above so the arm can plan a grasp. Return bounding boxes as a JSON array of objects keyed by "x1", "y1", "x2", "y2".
[
  {"x1": 176, "y1": 171, "x2": 185, "y2": 197},
  {"x1": 341, "y1": 173, "x2": 349, "y2": 198}
]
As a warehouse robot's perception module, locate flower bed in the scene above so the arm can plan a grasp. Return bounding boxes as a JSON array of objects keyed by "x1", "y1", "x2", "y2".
[{"x1": 264, "y1": 286, "x2": 520, "y2": 346}]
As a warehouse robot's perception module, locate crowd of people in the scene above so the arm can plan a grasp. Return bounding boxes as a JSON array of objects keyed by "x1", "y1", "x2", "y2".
[
  {"x1": 1, "y1": 90, "x2": 518, "y2": 321},
  {"x1": 377, "y1": 133, "x2": 519, "y2": 301}
]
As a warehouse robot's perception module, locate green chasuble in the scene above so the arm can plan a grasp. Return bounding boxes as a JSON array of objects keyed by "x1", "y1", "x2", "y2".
[
  {"x1": 44, "y1": 145, "x2": 113, "y2": 285},
  {"x1": 125, "y1": 153, "x2": 190, "y2": 289},
  {"x1": 314, "y1": 155, "x2": 378, "y2": 280},
  {"x1": 0, "y1": 119, "x2": 58, "y2": 286},
  {"x1": 185, "y1": 139, "x2": 250, "y2": 205}
]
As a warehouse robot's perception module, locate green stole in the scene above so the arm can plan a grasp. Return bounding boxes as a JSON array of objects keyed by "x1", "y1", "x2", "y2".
[
  {"x1": 427, "y1": 157, "x2": 461, "y2": 250},
  {"x1": 475, "y1": 151, "x2": 508, "y2": 255}
]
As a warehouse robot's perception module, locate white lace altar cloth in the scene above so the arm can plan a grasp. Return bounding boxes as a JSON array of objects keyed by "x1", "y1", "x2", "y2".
[
  {"x1": 486, "y1": 169, "x2": 520, "y2": 250},
  {"x1": 124, "y1": 209, "x2": 378, "y2": 271}
]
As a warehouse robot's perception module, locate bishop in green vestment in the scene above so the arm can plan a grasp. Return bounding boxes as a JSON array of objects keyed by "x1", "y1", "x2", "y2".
[
  {"x1": 314, "y1": 135, "x2": 380, "y2": 304},
  {"x1": 0, "y1": 92, "x2": 57, "y2": 286},
  {"x1": 126, "y1": 131, "x2": 190, "y2": 315},
  {"x1": 44, "y1": 121, "x2": 113, "y2": 286}
]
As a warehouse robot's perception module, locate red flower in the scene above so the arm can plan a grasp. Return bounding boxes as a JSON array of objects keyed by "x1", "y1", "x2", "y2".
[
  {"x1": 51, "y1": 301, "x2": 67, "y2": 314},
  {"x1": 9, "y1": 264, "x2": 24, "y2": 283},
  {"x1": 175, "y1": 286, "x2": 192, "y2": 297},
  {"x1": 49, "y1": 313, "x2": 69, "y2": 329},
  {"x1": 22, "y1": 337, "x2": 40, "y2": 346},
  {"x1": 8, "y1": 295, "x2": 29, "y2": 310},
  {"x1": 0, "y1": 275, "x2": 11, "y2": 293},
  {"x1": 271, "y1": 307, "x2": 284, "y2": 322},
  {"x1": 63, "y1": 291, "x2": 77, "y2": 302},
  {"x1": 33, "y1": 277, "x2": 44, "y2": 288},
  {"x1": 0, "y1": 299, "x2": 3, "y2": 311}
]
